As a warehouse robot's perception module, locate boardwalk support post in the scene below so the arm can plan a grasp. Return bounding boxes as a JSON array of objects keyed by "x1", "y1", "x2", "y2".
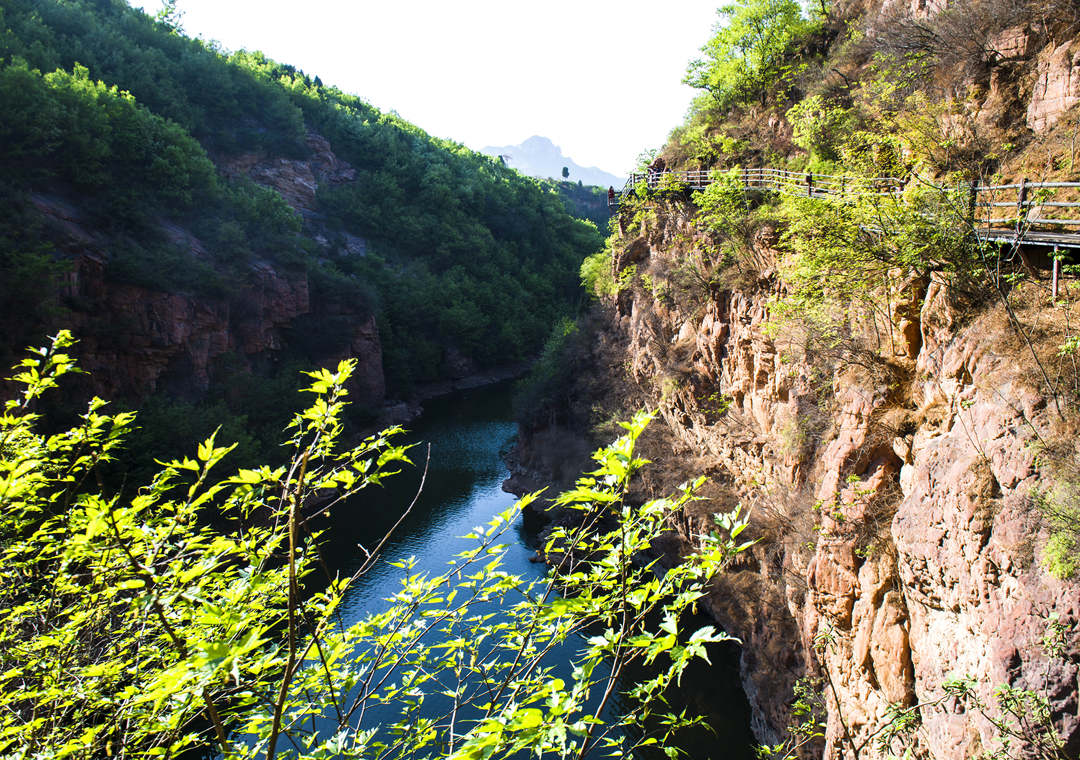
[
  {"x1": 1017, "y1": 177, "x2": 1028, "y2": 228},
  {"x1": 967, "y1": 177, "x2": 978, "y2": 229},
  {"x1": 1052, "y1": 245, "x2": 1061, "y2": 300}
]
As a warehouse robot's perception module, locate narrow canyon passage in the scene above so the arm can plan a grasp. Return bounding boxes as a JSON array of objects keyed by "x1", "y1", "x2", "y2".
[{"x1": 316, "y1": 383, "x2": 757, "y2": 758}]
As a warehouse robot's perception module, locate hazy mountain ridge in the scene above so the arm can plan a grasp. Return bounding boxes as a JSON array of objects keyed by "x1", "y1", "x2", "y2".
[{"x1": 481, "y1": 136, "x2": 625, "y2": 188}]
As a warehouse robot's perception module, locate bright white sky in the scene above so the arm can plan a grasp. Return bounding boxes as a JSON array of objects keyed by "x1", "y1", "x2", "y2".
[{"x1": 130, "y1": 1, "x2": 720, "y2": 176}]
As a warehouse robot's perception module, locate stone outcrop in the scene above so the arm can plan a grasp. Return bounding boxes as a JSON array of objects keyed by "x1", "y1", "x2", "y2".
[
  {"x1": 25, "y1": 132, "x2": 385, "y2": 409},
  {"x1": 222, "y1": 131, "x2": 358, "y2": 217},
  {"x1": 855, "y1": 0, "x2": 1080, "y2": 153},
  {"x1": 515, "y1": 203, "x2": 1080, "y2": 759},
  {"x1": 63, "y1": 252, "x2": 311, "y2": 400},
  {"x1": 1027, "y1": 39, "x2": 1080, "y2": 134}
]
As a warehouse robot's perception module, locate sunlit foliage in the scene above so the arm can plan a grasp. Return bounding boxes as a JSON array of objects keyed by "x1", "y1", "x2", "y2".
[{"x1": 0, "y1": 333, "x2": 749, "y2": 758}]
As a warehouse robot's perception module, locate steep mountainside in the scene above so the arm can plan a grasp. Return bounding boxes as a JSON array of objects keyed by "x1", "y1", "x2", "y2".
[
  {"x1": 0, "y1": 0, "x2": 601, "y2": 463},
  {"x1": 566, "y1": 206, "x2": 1080, "y2": 758},
  {"x1": 509, "y1": 0, "x2": 1080, "y2": 757}
]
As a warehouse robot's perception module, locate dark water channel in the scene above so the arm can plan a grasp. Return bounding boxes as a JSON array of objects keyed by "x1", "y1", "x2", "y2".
[{"x1": 318, "y1": 382, "x2": 756, "y2": 759}]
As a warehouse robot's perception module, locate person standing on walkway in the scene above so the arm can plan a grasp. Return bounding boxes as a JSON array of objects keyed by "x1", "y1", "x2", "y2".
[{"x1": 647, "y1": 156, "x2": 666, "y2": 187}]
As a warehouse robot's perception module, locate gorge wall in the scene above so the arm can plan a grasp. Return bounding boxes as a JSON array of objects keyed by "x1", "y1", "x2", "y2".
[
  {"x1": 502, "y1": 0, "x2": 1080, "y2": 753},
  {"x1": 512, "y1": 202, "x2": 1080, "y2": 759},
  {"x1": 19, "y1": 132, "x2": 386, "y2": 410}
]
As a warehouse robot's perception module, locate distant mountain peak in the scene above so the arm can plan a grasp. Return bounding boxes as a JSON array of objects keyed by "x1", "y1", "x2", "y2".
[{"x1": 481, "y1": 137, "x2": 625, "y2": 188}]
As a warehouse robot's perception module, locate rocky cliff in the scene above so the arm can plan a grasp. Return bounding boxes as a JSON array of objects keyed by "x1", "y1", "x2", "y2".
[
  {"x1": 510, "y1": 199, "x2": 1080, "y2": 758},
  {"x1": 503, "y1": 0, "x2": 1080, "y2": 753},
  {"x1": 23, "y1": 132, "x2": 385, "y2": 410}
]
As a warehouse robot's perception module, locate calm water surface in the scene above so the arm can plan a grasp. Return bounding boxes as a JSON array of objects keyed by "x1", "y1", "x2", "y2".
[{"x1": 319, "y1": 383, "x2": 756, "y2": 759}]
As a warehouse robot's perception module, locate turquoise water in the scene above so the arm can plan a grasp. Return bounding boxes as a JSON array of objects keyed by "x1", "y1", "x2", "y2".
[{"x1": 317, "y1": 382, "x2": 756, "y2": 759}]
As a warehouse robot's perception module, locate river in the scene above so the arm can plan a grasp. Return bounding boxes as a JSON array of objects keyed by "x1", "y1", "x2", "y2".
[{"x1": 317, "y1": 381, "x2": 757, "y2": 759}]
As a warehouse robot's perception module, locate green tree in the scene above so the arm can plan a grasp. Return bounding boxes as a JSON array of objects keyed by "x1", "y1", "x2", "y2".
[
  {"x1": 0, "y1": 332, "x2": 750, "y2": 759},
  {"x1": 786, "y1": 94, "x2": 851, "y2": 164},
  {"x1": 155, "y1": 0, "x2": 185, "y2": 34},
  {"x1": 684, "y1": 0, "x2": 815, "y2": 110}
]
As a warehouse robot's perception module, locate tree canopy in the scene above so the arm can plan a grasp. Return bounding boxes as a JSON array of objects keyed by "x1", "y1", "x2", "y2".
[{"x1": 684, "y1": 0, "x2": 816, "y2": 110}]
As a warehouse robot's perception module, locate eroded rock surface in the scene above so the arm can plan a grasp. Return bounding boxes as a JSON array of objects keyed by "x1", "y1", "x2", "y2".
[
  {"x1": 25, "y1": 132, "x2": 385, "y2": 408},
  {"x1": 64, "y1": 253, "x2": 310, "y2": 399},
  {"x1": 222, "y1": 131, "x2": 358, "y2": 217},
  {"x1": 519, "y1": 204, "x2": 1080, "y2": 759},
  {"x1": 1028, "y1": 39, "x2": 1080, "y2": 134}
]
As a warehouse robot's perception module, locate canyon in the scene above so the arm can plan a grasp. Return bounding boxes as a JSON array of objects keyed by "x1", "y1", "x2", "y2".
[{"x1": 3, "y1": 0, "x2": 1079, "y2": 757}]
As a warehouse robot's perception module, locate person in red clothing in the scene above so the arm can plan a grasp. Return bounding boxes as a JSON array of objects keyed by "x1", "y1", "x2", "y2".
[{"x1": 608, "y1": 186, "x2": 616, "y2": 205}]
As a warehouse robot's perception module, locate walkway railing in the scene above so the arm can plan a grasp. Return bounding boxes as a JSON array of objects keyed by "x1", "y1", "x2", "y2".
[{"x1": 611, "y1": 168, "x2": 1080, "y2": 249}]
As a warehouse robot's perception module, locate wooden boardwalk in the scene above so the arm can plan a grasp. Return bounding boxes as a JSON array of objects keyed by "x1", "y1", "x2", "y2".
[{"x1": 612, "y1": 168, "x2": 1080, "y2": 250}]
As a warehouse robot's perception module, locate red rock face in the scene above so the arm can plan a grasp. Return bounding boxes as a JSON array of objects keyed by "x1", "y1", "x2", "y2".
[
  {"x1": 62, "y1": 253, "x2": 314, "y2": 400},
  {"x1": 25, "y1": 132, "x2": 385, "y2": 410},
  {"x1": 221, "y1": 132, "x2": 358, "y2": 216},
  {"x1": 1027, "y1": 40, "x2": 1080, "y2": 134},
  {"x1": 887, "y1": 285, "x2": 1079, "y2": 757},
  {"x1": 596, "y1": 205, "x2": 1079, "y2": 759},
  {"x1": 327, "y1": 314, "x2": 386, "y2": 408}
]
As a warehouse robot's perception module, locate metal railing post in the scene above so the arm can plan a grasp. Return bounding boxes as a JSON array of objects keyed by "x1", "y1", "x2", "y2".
[
  {"x1": 967, "y1": 177, "x2": 978, "y2": 229},
  {"x1": 806, "y1": 171, "x2": 813, "y2": 198},
  {"x1": 1052, "y1": 245, "x2": 1061, "y2": 300}
]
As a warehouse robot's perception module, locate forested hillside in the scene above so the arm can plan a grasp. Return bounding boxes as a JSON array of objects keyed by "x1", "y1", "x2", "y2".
[{"x1": 0, "y1": 0, "x2": 601, "y2": 463}]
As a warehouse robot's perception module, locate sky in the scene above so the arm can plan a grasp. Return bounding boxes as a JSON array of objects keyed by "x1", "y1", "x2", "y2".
[{"x1": 129, "y1": 1, "x2": 721, "y2": 176}]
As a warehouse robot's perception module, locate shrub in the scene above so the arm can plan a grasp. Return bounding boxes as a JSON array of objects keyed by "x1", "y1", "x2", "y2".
[
  {"x1": 0, "y1": 332, "x2": 751, "y2": 759},
  {"x1": 1036, "y1": 441, "x2": 1080, "y2": 580},
  {"x1": 771, "y1": 181, "x2": 977, "y2": 338},
  {"x1": 580, "y1": 248, "x2": 614, "y2": 298},
  {"x1": 513, "y1": 317, "x2": 585, "y2": 427},
  {"x1": 685, "y1": 0, "x2": 819, "y2": 110},
  {"x1": 786, "y1": 95, "x2": 851, "y2": 164}
]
